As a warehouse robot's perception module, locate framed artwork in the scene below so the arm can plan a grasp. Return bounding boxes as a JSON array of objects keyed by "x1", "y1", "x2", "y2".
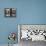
[
  {"x1": 4, "y1": 8, "x2": 16, "y2": 17},
  {"x1": 18, "y1": 24, "x2": 46, "y2": 41}
]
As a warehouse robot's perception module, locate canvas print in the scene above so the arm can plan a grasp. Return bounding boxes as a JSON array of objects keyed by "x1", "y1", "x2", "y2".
[{"x1": 4, "y1": 8, "x2": 16, "y2": 17}]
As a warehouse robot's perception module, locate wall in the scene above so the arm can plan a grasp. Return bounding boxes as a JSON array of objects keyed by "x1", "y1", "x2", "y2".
[
  {"x1": 20, "y1": 0, "x2": 46, "y2": 24},
  {"x1": 0, "y1": 0, "x2": 46, "y2": 44}
]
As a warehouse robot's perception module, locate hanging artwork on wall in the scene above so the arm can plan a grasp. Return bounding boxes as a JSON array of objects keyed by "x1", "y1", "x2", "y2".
[
  {"x1": 4, "y1": 8, "x2": 16, "y2": 17},
  {"x1": 18, "y1": 24, "x2": 46, "y2": 42}
]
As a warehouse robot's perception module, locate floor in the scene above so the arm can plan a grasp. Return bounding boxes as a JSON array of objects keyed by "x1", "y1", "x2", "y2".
[
  {"x1": 19, "y1": 39, "x2": 46, "y2": 46},
  {"x1": 0, "y1": 40, "x2": 46, "y2": 46},
  {"x1": 0, "y1": 44, "x2": 18, "y2": 46}
]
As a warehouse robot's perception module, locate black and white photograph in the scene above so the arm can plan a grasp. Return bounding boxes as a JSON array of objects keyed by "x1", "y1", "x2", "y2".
[{"x1": 4, "y1": 8, "x2": 16, "y2": 17}]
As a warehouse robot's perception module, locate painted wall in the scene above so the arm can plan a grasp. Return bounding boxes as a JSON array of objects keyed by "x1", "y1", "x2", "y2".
[{"x1": 0, "y1": 0, "x2": 46, "y2": 44}]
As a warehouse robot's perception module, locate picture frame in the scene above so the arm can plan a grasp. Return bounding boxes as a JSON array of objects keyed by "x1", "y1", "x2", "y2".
[{"x1": 4, "y1": 8, "x2": 16, "y2": 17}]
